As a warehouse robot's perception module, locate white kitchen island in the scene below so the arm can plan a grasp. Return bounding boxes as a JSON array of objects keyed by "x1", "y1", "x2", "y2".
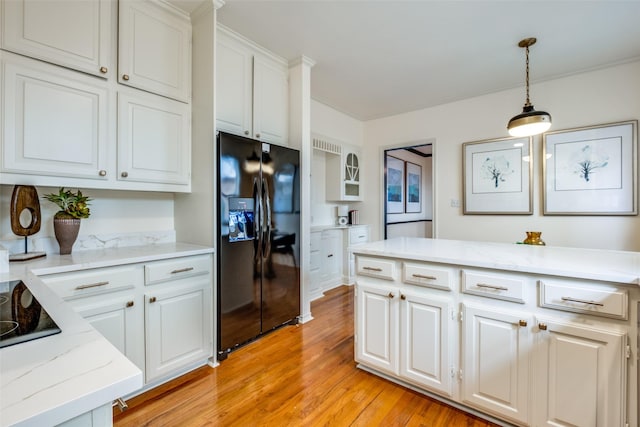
[
  {"x1": 0, "y1": 242, "x2": 214, "y2": 427},
  {"x1": 352, "y1": 237, "x2": 640, "y2": 427}
]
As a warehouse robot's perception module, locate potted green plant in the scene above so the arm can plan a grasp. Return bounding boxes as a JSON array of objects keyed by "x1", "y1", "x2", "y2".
[{"x1": 43, "y1": 188, "x2": 92, "y2": 254}]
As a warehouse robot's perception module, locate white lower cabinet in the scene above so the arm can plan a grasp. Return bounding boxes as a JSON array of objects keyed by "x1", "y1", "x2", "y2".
[
  {"x1": 533, "y1": 317, "x2": 626, "y2": 427},
  {"x1": 144, "y1": 276, "x2": 212, "y2": 382},
  {"x1": 461, "y1": 303, "x2": 531, "y2": 425},
  {"x1": 354, "y1": 254, "x2": 636, "y2": 427},
  {"x1": 40, "y1": 253, "x2": 213, "y2": 391},
  {"x1": 355, "y1": 282, "x2": 454, "y2": 397}
]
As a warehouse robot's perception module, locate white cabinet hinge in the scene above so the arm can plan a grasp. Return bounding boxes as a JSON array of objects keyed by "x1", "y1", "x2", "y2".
[
  {"x1": 625, "y1": 344, "x2": 631, "y2": 359},
  {"x1": 450, "y1": 308, "x2": 456, "y2": 321},
  {"x1": 450, "y1": 366, "x2": 456, "y2": 378},
  {"x1": 458, "y1": 369, "x2": 463, "y2": 381},
  {"x1": 459, "y1": 311, "x2": 464, "y2": 322}
]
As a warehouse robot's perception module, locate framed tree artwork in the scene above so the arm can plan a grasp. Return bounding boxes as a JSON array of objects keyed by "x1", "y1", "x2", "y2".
[
  {"x1": 386, "y1": 156, "x2": 404, "y2": 213},
  {"x1": 463, "y1": 136, "x2": 533, "y2": 214},
  {"x1": 405, "y1": 161, "x2": 421, "y2": 213},
  {"x1": 543, "y1": 120, "x2": 637, "y2": 215}
]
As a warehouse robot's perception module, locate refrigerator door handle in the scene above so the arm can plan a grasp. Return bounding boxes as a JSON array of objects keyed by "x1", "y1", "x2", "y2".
[
  {"x1": 253, "y1": 177, "x2": 262, "y2": 240},
  {"x1": 262, "y1": 177, "x2": 272, "y2": 260}
]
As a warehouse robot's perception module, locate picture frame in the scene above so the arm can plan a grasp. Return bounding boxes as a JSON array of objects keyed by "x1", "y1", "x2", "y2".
[
  {"x1": 405, "y1": 161, "x2": 422, "y2": 213},
  {"x1": 543, "y1": 120, "x2": 637, "y2": 215},
  {"x1": 463, "y1": 136, "x2": 533, "y2": 215},
  {"x1": 386, "y1": 156, "x2": 404, "y2": 213}
]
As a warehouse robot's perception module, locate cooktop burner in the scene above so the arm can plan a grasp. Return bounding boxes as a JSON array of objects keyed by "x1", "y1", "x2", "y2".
[{"x1": 0, "y1": 280, "x2": 61, "y2": 349}]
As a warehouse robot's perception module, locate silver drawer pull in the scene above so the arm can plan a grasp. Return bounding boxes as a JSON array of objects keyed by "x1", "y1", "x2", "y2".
[
  {"x1": 561, "y1": 296, "x2": 604, "y2": 307},
  {"x1": 413, "y1": 273, "x2": 437, "y2": 280},
  {"x1": 363, "y1": 266, "x2": 383, "y2": 272},
  {"x1": 75, "y1": 281, "x2": 109, "y2": 290},
  {"x1": 358, "y1": 235, "x2": 366, "y2": 238},
  {"x1": 171, "y1": 267, "x2": 194, "y2": 274},
  {"x1": 476, "y1": 283, "x2": 509, "y2": 291}
]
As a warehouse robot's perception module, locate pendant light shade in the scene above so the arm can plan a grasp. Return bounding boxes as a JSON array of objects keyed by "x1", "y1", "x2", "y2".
[{"x1": 507, "y1": 38, "x2": 551, "y2": 137}]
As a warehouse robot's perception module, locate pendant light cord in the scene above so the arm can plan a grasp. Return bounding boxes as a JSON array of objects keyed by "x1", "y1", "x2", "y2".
[{"x1": 524, "y1": 46, "x2": 531, "y2": 107}]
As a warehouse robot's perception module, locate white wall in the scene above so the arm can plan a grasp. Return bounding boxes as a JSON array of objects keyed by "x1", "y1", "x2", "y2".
[
  {"x1": 310, "y1": 99, "x2": 365, "y2": 226},
  {"x1": 362, "y1": 60, "x2": 640, "y2": 251}
]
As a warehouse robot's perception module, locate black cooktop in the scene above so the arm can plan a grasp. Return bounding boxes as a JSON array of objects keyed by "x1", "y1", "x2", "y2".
[{"x1": 0, "y1": 280, "x2": 61, "y2": 349}]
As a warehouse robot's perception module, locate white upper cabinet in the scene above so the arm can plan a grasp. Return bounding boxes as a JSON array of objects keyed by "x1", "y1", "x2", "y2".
[
  {"x1": 216, "y1": 26, "x2": 289, "y2": 145},
  {"x1": 118, "y1": 0, "x2": 191, "y2": 103},
  {"x1": 118, "y1": 88, "x2": 191, "y2": 185},
  {"x1": 326, "y1": 146, "x2": 362, "y2": 202},
  {"x1": 1, "y1": 52, "x2": 109, "y2": 180},
  {"x1": 1, "y1": 0, "x2": 114, "y2": 78}
]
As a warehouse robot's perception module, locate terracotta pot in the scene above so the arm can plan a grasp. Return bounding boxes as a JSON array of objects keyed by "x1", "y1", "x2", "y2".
[{"x1": 53, "y1": 218, "x2": 81, "y2": 255}]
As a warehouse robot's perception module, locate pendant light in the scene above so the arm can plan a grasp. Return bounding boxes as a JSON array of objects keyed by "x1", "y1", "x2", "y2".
[{"x1": 507, "y1": 37, "x2": 551, "y2": 137}]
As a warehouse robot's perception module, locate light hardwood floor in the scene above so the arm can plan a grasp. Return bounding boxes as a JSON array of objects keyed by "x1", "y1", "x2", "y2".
[{"x1": 114, "y1": 285, "x2": 499, "y2": 426}]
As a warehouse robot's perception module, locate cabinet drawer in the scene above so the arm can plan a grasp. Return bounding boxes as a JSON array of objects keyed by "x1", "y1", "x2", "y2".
[
  {"x1": 402, "y1": 262, "x2": 452, "y2": 291},
  {"x1": 539, "y1": 280, "x2": 628, "y2": 319},
  {"x1": 40, "y1": 265, "x2": 140, "y2": 300},
  {"x1": 349, "y1": 227, "x2": 368, "y2": 244},
  {"x1": 145, "y1": 255, "x2": 211, "y2": 285},
  {"x1": 356, "y1": 257, "x2": 395, "y2": 281},
  {"x1": 462, "y1": 270, "x2": 525, "y2": 303}
]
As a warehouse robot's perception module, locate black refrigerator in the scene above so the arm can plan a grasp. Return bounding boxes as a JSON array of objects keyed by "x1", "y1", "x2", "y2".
[{"x1": 216, "y1": 131, "x2": 300, "y2": 361}]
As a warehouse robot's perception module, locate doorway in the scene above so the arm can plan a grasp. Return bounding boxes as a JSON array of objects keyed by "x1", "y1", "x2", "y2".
[{"x1": 383, "y1": 142, "x2": 434, "y2": 240}]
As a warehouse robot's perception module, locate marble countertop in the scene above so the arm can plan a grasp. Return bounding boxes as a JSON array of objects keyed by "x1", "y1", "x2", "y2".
[
  {"x1": 0, "y1": 242, "x2": 214, "y2": 426},
  {"x1": 351, "y1": 237, "x2": 640, "y2": 285}
]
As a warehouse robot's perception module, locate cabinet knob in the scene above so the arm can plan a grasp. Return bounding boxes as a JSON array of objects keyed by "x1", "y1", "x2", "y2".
[
  {"x1": 100, "y1": 66, "x2": 108, "y2": 74},
  {"x1": 244, "y1": 130, "x2": 250, "y2": 135},
  {"x1": 122, "y1": 74, "x2": 130, "y2": 81},
  {"x1": 400, "y1": 294, "x2": 406, "y2": 300},
  {"x1": 255, "y1": 133, "x2": 261, "y2": 139},
  {"x1": 518, "y1": 320, "x2": 527, "y2": 327},
  {"x1": 388, "y1": 292, "x2": 394, "y2": 299},
  {"x1": 538, "y1": 323, "x2": 547, "y2": 331},
  {"x1": 126, "y1": 301, "x2": 134, "y2": 308},
  {"x1": 149, "y1": 296, "x2": 157, "y2": 303},
  {"x1": 327, "y1": 254, "x2": 333, "y2": 258},
  {"x1": 121, "y1": 171, "x2": 129, "y2": 178},
  {"x1": 99, "y1": 170, "x2": 107, "y2": 176}
]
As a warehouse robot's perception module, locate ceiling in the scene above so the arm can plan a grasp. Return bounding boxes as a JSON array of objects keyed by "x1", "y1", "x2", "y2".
[{"x1": 171, "y1": 0, "x2": 640, "y2": 121}]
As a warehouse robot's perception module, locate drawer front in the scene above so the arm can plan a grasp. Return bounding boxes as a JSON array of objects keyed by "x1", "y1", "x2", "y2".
[
  {"x1": 356, "y1": 257, "x2": 395, "y2": 281},
  {"x1": 145, "y1": 255, "x2": 211, "y2": 286},
  {"x1": 462, "y1": 270, "x2": 525, "y2": 303},
  {"x1": 349, "y1": 227, "x2": 368, "y2": 244},
  {"x1": 539, "y1": 280, "x2": 628, "y2": 319},
  {"x1": 40, "y1": 265, "x2": 141, "y2": 300},
  {"x1": 402, "y1": 262, "x2": 452, "y2": 291}
]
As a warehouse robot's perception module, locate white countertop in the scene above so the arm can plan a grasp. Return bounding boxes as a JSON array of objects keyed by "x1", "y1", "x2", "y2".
[
  {"x1": 351, "y1": 237, "x2": 640, "y2": 285},
  {"x1": 0, "y1": 242, "x2": 214, "y2": 427},
  {"x1": 311, "y1": 224, "x2": 368, "y2": 232}
]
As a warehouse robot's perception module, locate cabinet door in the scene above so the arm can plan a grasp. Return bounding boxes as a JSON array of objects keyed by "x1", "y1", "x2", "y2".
[
  {"x1": 534, "y1": 318, "x2": 626, "y2": 427},
  {"x1": 1, "y1": 53, "x2": 109, "y2": 180},
  {"x1": 72, "y1": 294, "x2": 145, "y2": 374},
  {"x1": 461, "y1": 304, "x2": 531, "y2": 425},
  {"x1": 252, "y1": 54, "x2": 288, "y2": 144},
  {"x1": 355, "y1": 283, "x2": 399, "y2": 376},
  {"x1": 117, "y1": 89, "x2": 191, "y2": 186},
  {"x1": 2, "y1": 0, "x2": 113, "y2": 78},
  {"x1": 309, "y1": 231, "x2": 323, "y2": 300},
  {"x1": 215, "y1": 31, "x2": 253, "y2": 137},
  {"x1": 343, "y1": 151, "x2": 361, "y2": 199},
  {"x1": 145, "y1": 278, "x2": 212, "y2": 382},
  {"x1": 400, "y1": 291, "x2": 453, "y2": 397},
  {"x1": 118, "y1": 0, "x2": 191, "y2": 102},
  {"x1": 321, "y1": 229, "x2": 342, "y2": 290}
]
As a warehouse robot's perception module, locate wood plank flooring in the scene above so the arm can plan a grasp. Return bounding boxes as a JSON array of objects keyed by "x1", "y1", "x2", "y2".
[{"x1": 114, "y1": 285, "x2": 499, "y2": 427}]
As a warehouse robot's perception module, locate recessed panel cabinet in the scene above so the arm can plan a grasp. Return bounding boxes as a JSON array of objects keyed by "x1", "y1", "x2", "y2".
[
  {"x1": 118, "y1": 0, "x2": 191, "y2": 102},
  {"x1": 1, "y1": 0, "x2": 114, "y2": 78},
  {"x1": 354, "y1": 254, "x2": 636, "y2": 427},
  {"x1": 216, "y1": 25, "x2": 288, "y2": 145},
  {"x1": 1, "y1": 52, "x2": 109, "y2": 180},
  {"x1": 326, "y1": 147, "x2": 362, "y2": 202}
]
